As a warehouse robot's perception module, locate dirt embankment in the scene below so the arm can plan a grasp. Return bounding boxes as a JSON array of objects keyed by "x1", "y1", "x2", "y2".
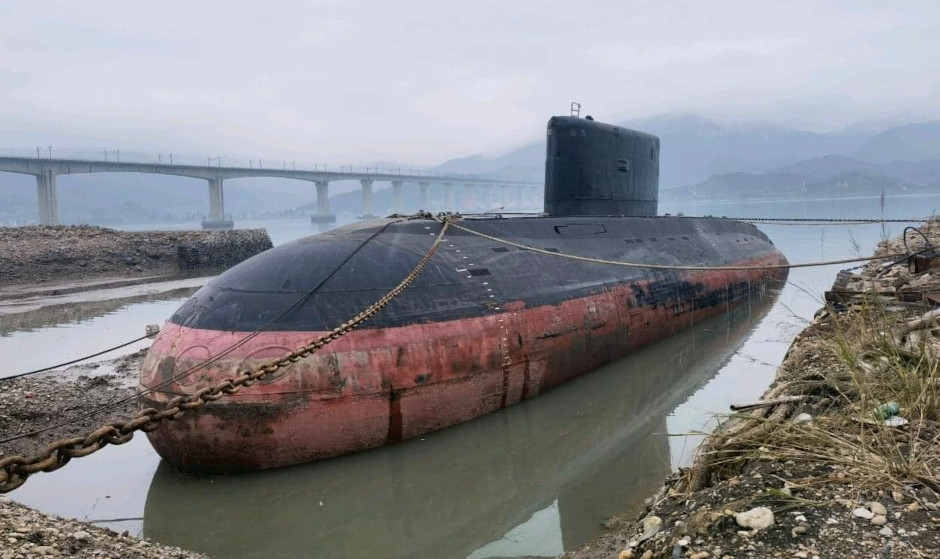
[
  {"x1": 0, "y1": 225, "x2": 272, "y2": 288},
  {"x1": 567, "y1": 219, "x2": 940, "y2": 559}
]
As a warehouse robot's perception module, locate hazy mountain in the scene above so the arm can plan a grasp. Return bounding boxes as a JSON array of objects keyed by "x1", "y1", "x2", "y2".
[
  {"x1": 298, "y1": 182, "x2": 537, "y2": 215},
  {"x1": 665, "y1": 154, "x2": 940, "y2": 201},
  {"x1": 882, "y1": 159, "x2": 940, "y2": 186},
  {"x1": 4, "y1": 114, "x2": 940, "y2": 224},
  {"x1": 435, "y1": 114, "x2": 885, "y2": 189},
  {"x1": 434, "y1": 142, "x2": 544, "y2": 182},
  {"x1": 666, "y1": 171, "x2": 926, "y2": 201},
  {"x1": 772, "y1": 155, "x2": 880, "y2": 178},
  {"x1": 852, "y1": 121, "x2": 940, "y2": 163}
]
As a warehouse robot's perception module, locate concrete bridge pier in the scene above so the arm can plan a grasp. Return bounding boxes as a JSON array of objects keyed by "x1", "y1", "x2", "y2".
[
  {"x1": 391, "y1": 180, "x2": 403, "y2": 214},
  {"x1": 311, "y1": 180, "x2": 337, "y2": 223},
  {"x1": 35, "y1": 169, "x2": 59, "y2": 226},
  {"x1": 464, "y1": 184, "x2": 474, "y2": 210},
  {"x1": 443, "y1": 183, "x2": 454, "y2": 212},
  {"x1": 418, "y1": 182, "x2": 430, "y2": 211},
  {"x1": 360, "y1": 179, "x2": 376, "y2": 219},
  {"x1": 202, "y1": 178, "x2": 233, "y2": 229},
  {"x1": 516, "y1": 187, "x2": 523, "y2": 209}
]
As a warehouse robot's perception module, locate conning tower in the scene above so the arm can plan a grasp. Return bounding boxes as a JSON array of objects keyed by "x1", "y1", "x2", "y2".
[{"x1": 544, "y1": 116, "x2": 660, "y2": 217}]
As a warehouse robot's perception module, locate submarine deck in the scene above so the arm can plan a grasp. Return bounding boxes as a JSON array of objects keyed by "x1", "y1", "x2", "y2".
[{"x1": 170, "y1": 215, "x2": 781, "y2": 333}]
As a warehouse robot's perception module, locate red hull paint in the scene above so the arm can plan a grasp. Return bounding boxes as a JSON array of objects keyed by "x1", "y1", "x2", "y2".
[{"x1": 140, "y1": 256, "x2": 784, "y2": 471}]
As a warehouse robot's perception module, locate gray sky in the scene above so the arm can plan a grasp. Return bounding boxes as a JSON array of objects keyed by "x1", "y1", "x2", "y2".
[{"x1": 1, "y1": 1, "x2": 938, "y2": 166}]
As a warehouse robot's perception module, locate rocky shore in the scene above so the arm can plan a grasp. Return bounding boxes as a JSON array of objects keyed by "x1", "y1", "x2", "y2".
[
  {"x1": 0, "y1": 226, "x2": 272, "y2": 289},
  {"x1": 0, "y1": 351, "x2": 145, "y2": 459},
  {"x1": 0, "y1": 496, "x2": 204, "y2": 558},
  {"x1": 566, "y1": 219, "x2": 940, "y2": 559},
  {"x1": 0, "y1": 351, "x2": 209, "y2": 557}
]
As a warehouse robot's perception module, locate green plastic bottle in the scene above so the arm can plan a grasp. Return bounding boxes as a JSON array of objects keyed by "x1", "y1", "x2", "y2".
[{"x1": 873, "y1": 401, "x2": 901, "y2": 420}]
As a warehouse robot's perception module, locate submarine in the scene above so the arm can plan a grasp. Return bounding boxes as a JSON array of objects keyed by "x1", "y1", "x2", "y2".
[
  {"x1": 139, "y1": 115, "x2": 789, "y2": 472},
  {"x1": 141, "y1": 299, "x2": 779, "y2": 558}
]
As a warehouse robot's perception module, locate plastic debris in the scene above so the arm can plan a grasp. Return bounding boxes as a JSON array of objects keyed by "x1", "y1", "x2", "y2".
[{"x1": 873, "y1": 401, "x2": 901, "y2": 420}]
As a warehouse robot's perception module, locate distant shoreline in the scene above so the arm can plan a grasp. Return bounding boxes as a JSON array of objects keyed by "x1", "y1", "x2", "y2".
[
  {"x1": 662, "y1": 191, "x2": 940, "y2": 207},
  {"x1": 0, "y1": 225, "x2": 271, "y2": 289}
]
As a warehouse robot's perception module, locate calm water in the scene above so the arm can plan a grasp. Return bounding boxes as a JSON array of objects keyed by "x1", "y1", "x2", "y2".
[{"x1": 7, "y1": 195, "x2": 940, "y2": 558}]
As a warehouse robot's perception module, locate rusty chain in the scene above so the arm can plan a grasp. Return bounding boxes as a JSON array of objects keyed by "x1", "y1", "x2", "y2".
[{"x1": 0, "y1": 218, "x2": 452, "y2": 493}]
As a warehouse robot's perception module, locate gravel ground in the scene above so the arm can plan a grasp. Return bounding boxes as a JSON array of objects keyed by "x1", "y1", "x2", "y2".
[
  {"x1": 566, "y1": 461, "x2": 940, "y2": 559},
  {"x1": 0, "y1": 351, "x2": 145, "y2": 459},
  {"x1": 0, "y1": 225, "x2": 271, "y2": 287},
  {"x1": 0, "y1": 495, "x2": 204, "y2": 558}
]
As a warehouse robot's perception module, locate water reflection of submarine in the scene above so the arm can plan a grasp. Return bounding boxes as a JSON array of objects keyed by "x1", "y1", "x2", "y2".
[{"x1": 142, "y1": 290, "x2": 779, "y2": 559}]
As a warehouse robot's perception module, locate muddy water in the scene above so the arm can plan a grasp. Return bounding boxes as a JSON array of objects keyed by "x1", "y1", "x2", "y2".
[{"x1": 6, "y1": 196, "x2": 940, "y2": 558}]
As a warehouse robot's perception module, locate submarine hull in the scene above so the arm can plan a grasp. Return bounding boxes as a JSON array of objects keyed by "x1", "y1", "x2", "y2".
[
  {"x1": 140, "y1": 216, "x2": 787, "y2": 471},
  {"x1": 141, "y1": 298, "x2": 779, "y2": 559}
]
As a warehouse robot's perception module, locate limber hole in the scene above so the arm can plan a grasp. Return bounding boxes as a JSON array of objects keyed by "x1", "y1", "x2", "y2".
[{"x1": 469, "y1": 268, "x2": 492, "y2": 277}]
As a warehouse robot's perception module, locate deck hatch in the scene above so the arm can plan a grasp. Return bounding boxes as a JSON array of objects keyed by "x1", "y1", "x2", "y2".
[{"x1": 553, "y1": 223, "x2": 607, "y2": 236}]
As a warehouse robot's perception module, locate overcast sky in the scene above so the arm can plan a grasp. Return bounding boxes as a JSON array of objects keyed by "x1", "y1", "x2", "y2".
[{"x1": 1, "y1": 1, "x2": 938, "y2": 166}]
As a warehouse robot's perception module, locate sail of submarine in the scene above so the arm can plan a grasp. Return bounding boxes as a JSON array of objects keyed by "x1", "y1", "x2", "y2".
[{"x1": 139, "y1": 115, "x2": 789, "y2": 472}]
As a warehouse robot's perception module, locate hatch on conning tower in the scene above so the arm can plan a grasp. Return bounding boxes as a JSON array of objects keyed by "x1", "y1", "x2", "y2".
[{"x1": 544, "y1": 115, "x2": 660, "y2": 217}]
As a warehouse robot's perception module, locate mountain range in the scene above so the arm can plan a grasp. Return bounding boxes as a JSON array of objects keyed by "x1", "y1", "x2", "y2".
[
  {"x1": 3, "y1": 115, "x2": 940, "y2": 224},
  {"x1": 433, "y1": 115, "x2": 940, "y2": 190}
]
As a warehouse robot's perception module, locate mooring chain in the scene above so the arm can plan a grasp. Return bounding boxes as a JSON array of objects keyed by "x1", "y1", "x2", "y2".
[{"x1": 0, "y1": 219, "x2": 452, "y2": 493}]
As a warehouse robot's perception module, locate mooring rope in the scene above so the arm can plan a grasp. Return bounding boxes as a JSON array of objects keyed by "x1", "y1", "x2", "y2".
[
  {"x1": 0, "y1": 219, "x2": 451, "y2": 493},
  {"x1": 460, "y1": 213, "x2": 933, "y2": 225},
  {"x1": 2, "y1": 213, "x2": 931, "y2": 491},
  {"x1": 0, "y1": 217, "x2": 408, "y2": 447},
  {"x1": 736, "y1": 217, "x2": 930, "y2": 224},
  {"x1": 439, "y1": 217, "x2": 914, "y2": 271},
  {"x1": 0, "y1": 335, "x2": 150, "y2": 382}
]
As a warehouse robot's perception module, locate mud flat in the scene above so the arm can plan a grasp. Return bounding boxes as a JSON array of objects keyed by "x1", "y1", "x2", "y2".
[
  {"x1": 566, "y1": 219, "x2": 940, "y2": 559},
  {"x1": 0, "y1": 225, "x2": 272, "y2": 294}
]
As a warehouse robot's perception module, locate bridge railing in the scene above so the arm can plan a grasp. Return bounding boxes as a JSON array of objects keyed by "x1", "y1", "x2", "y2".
[{"x1": 0, "y1": 147, "x2": 538, "y2": 184}]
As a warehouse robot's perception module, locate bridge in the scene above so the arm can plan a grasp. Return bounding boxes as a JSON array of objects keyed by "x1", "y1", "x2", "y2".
[{"x1": 0, "y1": 156, "x2": 542, "y2": 227}]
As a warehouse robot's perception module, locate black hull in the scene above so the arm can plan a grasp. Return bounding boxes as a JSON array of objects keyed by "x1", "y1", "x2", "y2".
[{"x1": 170, "y1": 216, "x2": 785, "y2": 333}]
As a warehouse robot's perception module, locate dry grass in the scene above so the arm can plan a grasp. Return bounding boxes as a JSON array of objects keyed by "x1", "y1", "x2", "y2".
[{"x1": 686, "y1": 295, "x2": 940, "y2": 501}]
